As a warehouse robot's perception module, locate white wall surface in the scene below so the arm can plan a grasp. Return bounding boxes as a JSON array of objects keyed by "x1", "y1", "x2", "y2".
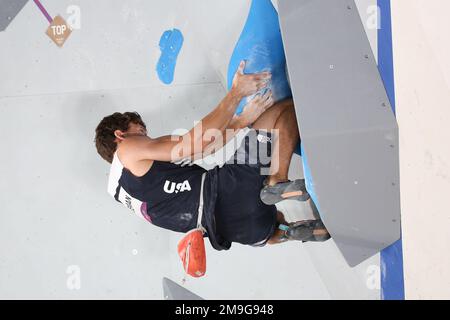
[
  {"x1": 0, "y1": 0, "x2": 380, "y2": 299},
  {"x1": 391, "y1": 0, "x2": 450, "y2": 299}
]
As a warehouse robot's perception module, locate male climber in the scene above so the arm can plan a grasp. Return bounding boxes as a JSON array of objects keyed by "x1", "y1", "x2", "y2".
[{"x1": 95, "y1": 61, "x2": 330, "y2": 251}]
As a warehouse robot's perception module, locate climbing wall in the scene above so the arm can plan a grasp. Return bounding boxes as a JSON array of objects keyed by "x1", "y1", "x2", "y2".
[{"x1": 0, "y1": 0, "x2": 387, "y2": 299}]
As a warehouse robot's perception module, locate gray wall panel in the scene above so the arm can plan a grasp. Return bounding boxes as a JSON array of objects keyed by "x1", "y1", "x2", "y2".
[
  {"x1": 0, "y1": 0, "x2": 29, "y2": 31},
  {"x1": 278, "y1": 0, "x2": 401, "y2": 267}
]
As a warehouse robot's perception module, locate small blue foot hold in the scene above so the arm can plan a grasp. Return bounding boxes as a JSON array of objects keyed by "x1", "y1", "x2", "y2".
[{"x1": 156, "y1": 28, "x2": 184, "y2": 85}]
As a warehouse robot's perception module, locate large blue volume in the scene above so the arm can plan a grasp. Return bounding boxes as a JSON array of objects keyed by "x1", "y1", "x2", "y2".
[{"x1": 227, "y1": 0, "x2": 292, "y2": 115}]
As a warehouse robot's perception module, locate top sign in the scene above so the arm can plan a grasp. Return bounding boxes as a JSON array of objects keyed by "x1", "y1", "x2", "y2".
[{"x1": 46, "y1": 15, "x2": 72, "y2": 47}]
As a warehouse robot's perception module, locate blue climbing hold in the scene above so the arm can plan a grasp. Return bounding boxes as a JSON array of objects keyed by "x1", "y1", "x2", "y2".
[
  {"x1": 227, "y1": 0, "x2": 292, "y2": 115},
  {"x1": 156, "y1": 28, "x2": 184, "y2": 85}
]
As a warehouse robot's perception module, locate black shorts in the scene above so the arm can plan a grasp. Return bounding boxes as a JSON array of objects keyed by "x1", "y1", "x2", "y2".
[{"x1": 213, "y1": 129, "x2": 278, "y2": 247}]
